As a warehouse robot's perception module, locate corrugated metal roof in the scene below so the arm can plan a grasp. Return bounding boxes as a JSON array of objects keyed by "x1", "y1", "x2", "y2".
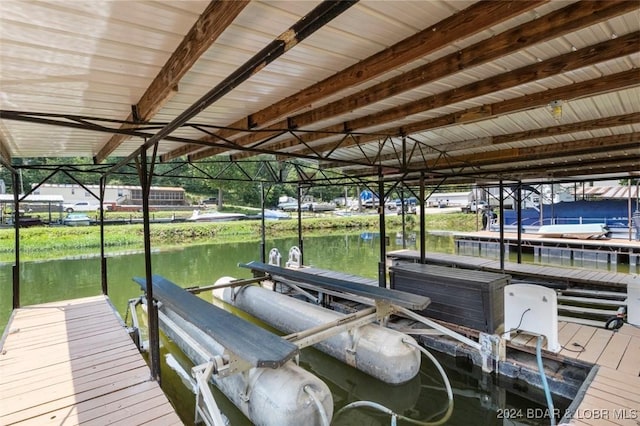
[{"x1": 0, "y1": 0, "x2": 638, "y2": 185}]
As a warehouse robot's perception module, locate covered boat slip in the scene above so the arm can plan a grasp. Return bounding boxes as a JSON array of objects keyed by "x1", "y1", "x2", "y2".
[{"x1": 0, "y1": 295, "x2": 180, "y2": 426}]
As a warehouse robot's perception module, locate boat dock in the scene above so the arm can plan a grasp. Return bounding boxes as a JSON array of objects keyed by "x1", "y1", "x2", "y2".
[
  {"x1": 0, "y1": 295, "x2": 181, "y2": 425},
  {"x1": 452, "y1": 231, "x2": 640, "y2": 271},
  {"x1": 387, "y1": 249, "x2": 637, "y2": 289},
  {"x1": 256, "y1": 261, "x2": 640, "y2": 423},
  {"x1": 509, "y1": 320, "x2": 640, "y2": 425}
]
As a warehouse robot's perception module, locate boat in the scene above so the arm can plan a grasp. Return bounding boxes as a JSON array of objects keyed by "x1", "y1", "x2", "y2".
[
  {"x1": 62, "y1": 212, "x2": 91, "y2": 226},
  {"x1": 305, "y1": 202, "x2": 336, "y2": 212},
  {"x1": 246, "y1": 209, "x2": 291, "y2": 220},
  {"x1": 536, "y1": 223, "x2": 611, "y2": 239},
  {"x1": 503, "y1": 199, "x2": 631, "y2": 230},
  {"x1": 186, "y1": 209, "x2": 246, "y2": 222}
]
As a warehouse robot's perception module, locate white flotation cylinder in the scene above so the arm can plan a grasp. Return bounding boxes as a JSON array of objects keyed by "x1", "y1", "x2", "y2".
[
  {"x1": 158, "y1": 298, "x2": 333, "y2": 426},
  {"x1": 218, "y1": 283, "x2": 421, "y2": 385}
]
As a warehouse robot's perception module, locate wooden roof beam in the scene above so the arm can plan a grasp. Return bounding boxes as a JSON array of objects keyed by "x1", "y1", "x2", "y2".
[
  {"x1": 346, "y1": 142, "x2": 639, "y2": 183},
  {"x1": 292, "y1": 31, "x2": 639, "y2": 159},
  {"x1": 278, "y1": 32, "x2": 640, "y2": 163},
  {"x1": 107, "y1": 0, "x2": 359, "y2": 175},
  {"x1": 409, "y1": 157, "x2": 640, "y2": 184},
  {"x1": 300, "y1": 69, "x2": 640, "y2": 156},
  {"x1": 0, "y1": 137, "x2": 11, "y2": 163},
  {"x1": 226, "y1": 1, "x2": 639, "y2": 161},
  {"x1": 319, "y1": 112, "x2": 640, "y2": 170},
  {"x1": 422, "y1": 133, "x2": 640, "y2": 171},
  {"x1": 452, "y1": 151, "x2": 640, "y2": 181},
  {"x1": 0, "y1": 122, "x2": 11, "y2": 162},
  {"x1": 507, "y1": 158, "x2": 640, "y2": 180},
  {"x1": 341, "y1": 153, "x2": 640, "y2": 185},
  {"x1": 162, "y1": 0, "x2": 545, "y2": 162},
  {"x1": 94, "y1": 0, "x2": 249, "y2": 163}
]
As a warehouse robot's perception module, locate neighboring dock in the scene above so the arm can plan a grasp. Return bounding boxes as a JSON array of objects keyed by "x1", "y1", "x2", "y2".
[
  {"x1": 0, "y1": 295, "x2": 181, "y2": 425},
  {"x1": 453, "y1": 231, "x2": 640, "y2": 271},
  {"x1": 387, "y1": 249, "x2": 638, "y2": 289}
]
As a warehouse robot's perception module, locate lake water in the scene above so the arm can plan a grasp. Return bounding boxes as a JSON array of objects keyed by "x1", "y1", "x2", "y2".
[{"x1": 1, "y1": 231, "x2": 577, "y2": 425}]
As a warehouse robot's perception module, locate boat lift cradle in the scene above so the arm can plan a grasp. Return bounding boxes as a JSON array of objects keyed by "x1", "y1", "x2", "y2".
[
  {"x1": 238, "y1": 261, "x2": 499, "y2": 372},
  {"x1": 131, "y1": 275, "x2": 332, "y2": 426}
]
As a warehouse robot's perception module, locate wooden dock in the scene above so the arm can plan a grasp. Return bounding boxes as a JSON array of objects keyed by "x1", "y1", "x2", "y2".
[
  {"x1": 0, "y1": 295, "x2": 182, "y2": 425},
  {"x1": 387, "y1": 249, "x2": 638, "y2": 288},
  {"x1": 453, "y1": 231, "x2": 640, "y2": 270},
  {"x1": 509, "y1": 321, "x2": 640, "y2": 425}
]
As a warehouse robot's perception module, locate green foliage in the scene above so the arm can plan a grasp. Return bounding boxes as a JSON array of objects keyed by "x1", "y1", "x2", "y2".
[{"x1": 0, "y1": 213, "x2": 477, "y2": 262}]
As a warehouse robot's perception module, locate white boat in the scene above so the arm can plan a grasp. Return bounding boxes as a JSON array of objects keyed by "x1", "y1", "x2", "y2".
[
  {"x1": 62, "y1": 212, "x2": 91, "y2": 226},
  {"x1": 260, "y1": 209, "x2": 291, "y2": 220},
  {"x1": 536, "y1": 223, "x2": 610, "y2": 239},
  {"x1": 187, "y1": 209, "x2": 246, "y2": 222}
]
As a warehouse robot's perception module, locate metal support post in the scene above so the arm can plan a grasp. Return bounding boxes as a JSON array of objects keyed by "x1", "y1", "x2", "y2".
[
  {"x1": 400, "y1": 188, "x2": 406, "y2": 249},
  {"x1": 297, "y1": 185, "x2": 304, "y2": 265},
  {"x1": 12, "y1": 169, "x2": 20, "y2": 309},
  {"x1": 260, "y1": 183, "x2": 266, "y2": 263},
  {"x1": 99, "y1": 176, "x2": 108, "y2": 294},
  {"x1": 499, "y1": 180, "x2": 505, "y2": 271},
  {"x1": 419, "y1": 172, "x2": 426, "y2": 264},
  {"x1": 378, "y1": 169, "x2": 386, "y2": 288},
  {"x1": 516, "y1": 181, "x2": 523, "y2": 264},
  {"x1": 139, "y1": 147, "x2": 161, "y2": 382}
]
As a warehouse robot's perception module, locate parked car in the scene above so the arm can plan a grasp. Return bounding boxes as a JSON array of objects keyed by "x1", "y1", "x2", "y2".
[
  {"x1": 62, "y1": 201, "x2": 101, "y2": 213},
  {"x1": 460, "y1": 201, "x2": 488, "y2": 214},
  {"x1": 201, "y1": 197, "x2": 218, "y2": 205}
]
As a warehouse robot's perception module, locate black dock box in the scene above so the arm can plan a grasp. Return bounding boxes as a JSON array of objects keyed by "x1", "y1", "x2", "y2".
[{"x1": 389, "y1": 263, "x2": 510, "y2": 333}]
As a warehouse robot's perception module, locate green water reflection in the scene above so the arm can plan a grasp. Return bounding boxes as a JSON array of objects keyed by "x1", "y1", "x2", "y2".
[{"x1": 1, "y1": 231, "x2": 581, "y2": 425}]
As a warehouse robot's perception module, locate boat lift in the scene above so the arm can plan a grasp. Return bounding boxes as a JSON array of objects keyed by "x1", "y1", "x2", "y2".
[
  {"x1": 129, "y1": 275, "x2": 333, "y2": 426},
  {"x1": 127, "y1": 250, "x2": 502, "y2": 424},
  {"x1": 238, "y1": 252, "x2": 501, "y2": 373}
]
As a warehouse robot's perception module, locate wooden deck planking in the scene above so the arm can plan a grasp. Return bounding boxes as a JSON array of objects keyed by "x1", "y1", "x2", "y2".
[
  {"x1": 617, "y1": 323, "x2": 640, "y2": 338},
  {"x1": 596, "y1": 333, "x2": 632, "y2": 370},
  {"x1": 616, "y1": 335, "x2": 640, "y2": 376},
  {"x1": 1, "y1": 315, "x2": 119, "y2": 353},
  {"x1": 557, "y1": 322, "x2": 581, "y2": 346},
  {"x1": 387, "y1": 249, "x2": 637, "y2": 286},
  {"x1": 499, "y1": 306, "x2": 638, "y2": 425},
  {"x1": 0, "y1": 295, "x2": 181, "y2": 425},
  {"x1": 576, "y1": 328, "x2": 614, "y2": 364},
  {"x1": 575, "y1": 395, "x2": 637, "y2": 426},
  {"x1": 560, "y1": 327, "x2": 640, "y2": 425},
  {"x1": 0, "y1": 344, "x2": 142, "y2": 387},
  {"x1": 0, "y1": 351, "x2": 145, "y2": 399}
]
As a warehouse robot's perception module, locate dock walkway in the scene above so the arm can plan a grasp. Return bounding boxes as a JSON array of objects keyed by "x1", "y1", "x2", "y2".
[
  {"x1": 510, "y1": 321, "x2": 640, "y2": 425},
  {"x1": 387, "y1": 249, "x2": 637, "y2": 288},
  {"x1": 0, "y1": 295, "x2": 181, "y2": 425},
  {"x1": 454, "y1": 231, "x2": 640, "y2": 270}
]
